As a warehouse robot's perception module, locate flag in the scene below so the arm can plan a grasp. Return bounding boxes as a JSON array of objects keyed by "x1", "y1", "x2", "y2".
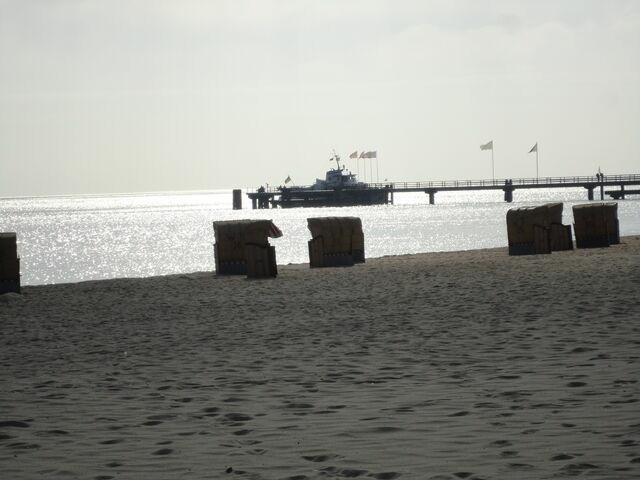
[
  {"x1": 480, "y1": 140, "x2": 493, "y2": 151},
  {"x1": 284, "y1": 175, "x2": 291, "y2": 184},
  {"x1": 359, "y1": 151, "x2": 366, "y2": 158},
  {"x1": 366, "y1": 151, "x2": 377, "y2": 158},
  {"x1": 528, "y1": 142, "x2": 538, "y2": 153},
  {"x1": 349, "y1": 151, "x2": 358, "y2": 159}
]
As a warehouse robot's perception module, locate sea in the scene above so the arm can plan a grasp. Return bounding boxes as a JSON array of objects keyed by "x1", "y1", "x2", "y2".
[{"x1": 1, "y1": 188, "x2": 639, "y2": 286}]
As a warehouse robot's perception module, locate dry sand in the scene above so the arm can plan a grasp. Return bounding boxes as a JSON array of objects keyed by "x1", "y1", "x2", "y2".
[{"x1": 1, "y1": 237, "x2": 640, "y2": 480}]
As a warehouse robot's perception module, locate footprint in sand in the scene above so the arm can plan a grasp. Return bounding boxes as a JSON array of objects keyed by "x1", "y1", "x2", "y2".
[
  {"x1": 567, "y1": 381, "x2": 587, "y2": 387},
  {"x1": 326, "y1": 467, "x2": 369, "y2": 477},
  {"x1": 153, "y1": 448, "x2": 173, "y2": 455},
  {"x1": 7, "y1": 442, "x2": 40, "y2": 450},
  {"x1": 0, "y1": 420, "x2": 30, "y2": 428},
  {"x1": 222, "y1": 397, "x2": 246, "y2": 403},
  {"x1": 284, "y1": 402, "x2": 315, "y2": 409},
  {"x1": 146, "y1": 414, "x2": 176, "y2": 421},
  {"x1": 560, "y1": 463, "x2": 600, "y2": 473},
  {"x1": 302, "y1": 454, "x2": 337, "y2": 462},
  {"x1": 500, "y1": 451, "x2": 519, "y2": 458},
  {"x1": 490, "y1": 440, "x2": 512, "y2": 447},
  {"x1": 551, "y1": 454, "x2": 574, "y2": 460},
  {"x1": 142, "y1": 420, "x2": 162, "y2": 426},
  {"x1": 370, "y1": 473, "x2": 401, "y2": 480},
  {"x1": 620, "y1": 439, "x2": 638, "y2": 447},
  {"x1": 42, "y1": 430, "x2": 69, "y2": 436},
  {"x1": 372, "y1": 426, "x2": 402, "y2": 433},
  {"x1": 224, "y1": 413, "x2": 253, "y2": 422},
  {"x1": 99, "y1": 439, "x2": 124, "y2": 445}
]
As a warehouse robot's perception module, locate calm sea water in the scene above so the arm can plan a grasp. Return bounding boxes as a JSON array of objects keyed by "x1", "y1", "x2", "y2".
[{"x1": 1, "y1": 188, "x2": 639, "y2": 285}]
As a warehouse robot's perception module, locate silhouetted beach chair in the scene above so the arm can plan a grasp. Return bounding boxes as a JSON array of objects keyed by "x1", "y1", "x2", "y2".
[
  {"x1": 545, "y1": 202, "x2": 573, "y2": 251},
  {"x1": 573, "y1": 202, "x2": 619, "y2": 248},
  {"x1": 213, "y1": 220, "x2": 282, "y2": 278},
  {"x1": 0, "y1": 232, "x2": 20, "y2": 294},
  {"x1": 307, "y1": 217, "x2": 365, "y2": 267},
  {"x1": 506, "y1": 203, "x2": 572, "y2": 255}
]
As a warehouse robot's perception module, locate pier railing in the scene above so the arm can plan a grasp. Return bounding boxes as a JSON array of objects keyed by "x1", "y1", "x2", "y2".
[
  {"x1": 366, "y1": 174, "x2": 640, "y2": 190},
  {"x1": 251, "y1": 174, "x2": 640, "y2": 193}
]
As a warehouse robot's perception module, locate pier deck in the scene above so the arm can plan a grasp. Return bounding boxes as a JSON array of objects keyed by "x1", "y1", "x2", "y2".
[{"x1": 247, "y1": 174, "x2": 640, "y2": 208}]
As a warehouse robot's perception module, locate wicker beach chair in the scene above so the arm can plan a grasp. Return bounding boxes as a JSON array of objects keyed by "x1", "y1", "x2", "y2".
[
  {"x1": 506, "y1": 203, "x2": 572, "y2": 255},
  {"x1": 0, "y1": 232, "x2": 20, "y2": 294},
  {"x1": 213, "y1": 220, "x2": 282, "y2": 278},
  {"x1": 573, "y1": 202, "x2": 619, "y2": 248},
  {"x1": 307, "y1": 217, "x2": 365, "y2": 267}
]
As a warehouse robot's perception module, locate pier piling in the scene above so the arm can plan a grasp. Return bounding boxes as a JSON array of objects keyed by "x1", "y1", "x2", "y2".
[
  {"x1": 503, "y1": 180, "x2": 514, "y2": 202},
  {"x1": 232, "y1": 189, "x2": 242, "y2": 210}
]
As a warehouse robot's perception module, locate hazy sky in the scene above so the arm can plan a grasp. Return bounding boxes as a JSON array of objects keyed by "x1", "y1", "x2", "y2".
[{"x1": 1, "y1": 0, "x2": 639, "y2": 196}]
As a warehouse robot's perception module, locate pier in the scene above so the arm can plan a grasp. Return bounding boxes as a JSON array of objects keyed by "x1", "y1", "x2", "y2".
[{"x1": 246, "y1": 173, "x2": 640, "y2": 208}]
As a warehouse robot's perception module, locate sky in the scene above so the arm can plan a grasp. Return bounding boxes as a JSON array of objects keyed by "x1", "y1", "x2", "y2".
[{"x1": 1, "y1": 0, "x2": 639, "y2": 196}]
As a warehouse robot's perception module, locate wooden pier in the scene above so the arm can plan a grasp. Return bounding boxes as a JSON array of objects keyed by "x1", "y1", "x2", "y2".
[
  {"x1": 246, "y1": 173, "x2": 640, "y2": 208},
  {"x1": 604, "y1": 188, "x2": 640, "y2": 200}
]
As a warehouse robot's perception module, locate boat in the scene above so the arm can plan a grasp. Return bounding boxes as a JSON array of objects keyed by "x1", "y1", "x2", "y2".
[
  {"x1": 248, "y1": 152, "x2": 392, "y2": 209},
  {"x1": 309, "y1": 152, "x2": 362, "y2": 190}
]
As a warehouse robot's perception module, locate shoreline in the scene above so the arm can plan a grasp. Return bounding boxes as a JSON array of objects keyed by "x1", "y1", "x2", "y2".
[
  {"x1": 2, "y1": 236, "x2": 639, "y2": 479},
  {"x1": 12, "y1": 234, "x2": 638, "y2": 290}
]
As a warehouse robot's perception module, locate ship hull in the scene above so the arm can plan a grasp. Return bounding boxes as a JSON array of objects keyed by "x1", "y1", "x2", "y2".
[{"x1": 274, "y1": 187, "x2": 390, "y2": 208}]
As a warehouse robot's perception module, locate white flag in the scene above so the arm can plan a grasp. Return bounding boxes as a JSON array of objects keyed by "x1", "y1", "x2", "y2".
[
  {"x1": 528, "y1": 142, "x2": 538, "y2": 153},
  {"x1": 480, "y1": 141, "x2": 493, "y2": 151}
]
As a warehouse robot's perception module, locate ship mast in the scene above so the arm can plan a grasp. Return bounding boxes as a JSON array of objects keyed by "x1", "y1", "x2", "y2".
[{"x1": 331, "y1": 150, "x2": 342, "y2": 170}]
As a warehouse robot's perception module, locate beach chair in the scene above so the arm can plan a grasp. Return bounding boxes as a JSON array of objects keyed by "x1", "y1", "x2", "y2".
[
  {"x1": 573, "y1": 202, "x2": 619, "y2": 248},
  {"x1": 506, "y1": 206, "x2": 551, "y2": 255},
  {"x1": 0, "y1": 233, "x2": 20, "y2": 294},
  {"x1": 549, "y1": 223, "x2": 573, "y2": 251},
  {"x1": 545, "y1": 202, "x2": 573, "y2": 251},
  {"x1": 213, "y1": 220, "x2": 282, "y2": 278},
  {"x1": 307, "y1": 217, "x2": 365, "y2": 267},
  {"x1": 506, "y1": 203, "x2": 573, "y2": 255}
]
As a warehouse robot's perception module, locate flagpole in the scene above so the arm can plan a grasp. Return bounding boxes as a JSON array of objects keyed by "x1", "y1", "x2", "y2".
[
  {"x1": 536, "y1": 142, "x2": 539, "y2": 180},
  {"x1": 363, "y1": 156, "x2": 367, "y2": 183},
  {"x1": 376, "y1": 156, "x2": 379, "y2": 183},
  {"x1": 492, "y1": 147, "x2": 495, "y2": 181}
]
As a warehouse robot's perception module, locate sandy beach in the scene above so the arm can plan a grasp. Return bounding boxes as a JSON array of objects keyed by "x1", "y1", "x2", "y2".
[{"x1": 1, "y1": 237, "x2": 640, "y2": 480}]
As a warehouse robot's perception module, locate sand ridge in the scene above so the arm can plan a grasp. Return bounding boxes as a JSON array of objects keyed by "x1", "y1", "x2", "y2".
[{"x1": 1, "y1": 237, "x2": 640, "y2": 479}]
